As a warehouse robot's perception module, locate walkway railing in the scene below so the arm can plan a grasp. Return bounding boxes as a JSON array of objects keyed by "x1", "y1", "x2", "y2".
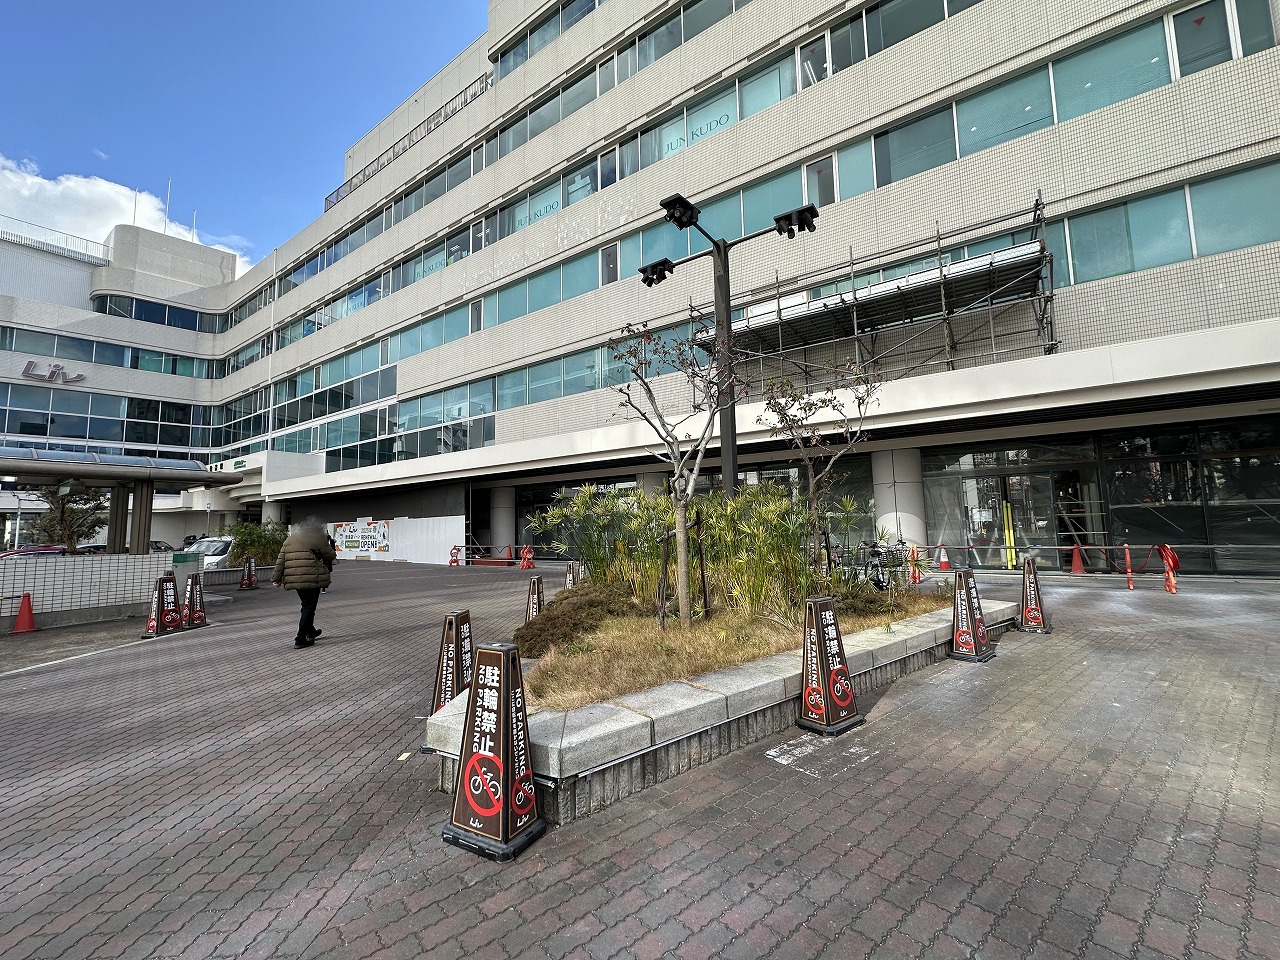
[{"x1": 0, "y1": 213, "x2": 111, "y2": 264}]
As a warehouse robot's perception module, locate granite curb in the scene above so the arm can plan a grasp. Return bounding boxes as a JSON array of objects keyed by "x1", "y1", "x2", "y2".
[{"x1": 424, "y1": 598, "x2": 1018, "y2": 824}]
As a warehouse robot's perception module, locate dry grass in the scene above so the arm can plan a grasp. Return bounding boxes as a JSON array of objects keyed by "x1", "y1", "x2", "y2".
[{"x1": 525, "y1": 589, "x2": 951, "y2": 712}]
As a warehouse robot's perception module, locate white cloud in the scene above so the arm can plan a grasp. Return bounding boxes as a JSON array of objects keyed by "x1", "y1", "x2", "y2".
[
  {"x1": 0, "y1": 153, "x2": 254, "y2": 278},
  {"x1": 91, "y1": 148, "x2": 109, "y2": 161}
]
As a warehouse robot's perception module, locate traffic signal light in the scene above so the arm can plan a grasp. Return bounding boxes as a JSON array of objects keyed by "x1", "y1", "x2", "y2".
[
  {"x1": 639, "y1": 258, "x2": 676, "y2": 287},
  {"x1": 774, "y1": 204, "x2": 819, "y2": 239}
]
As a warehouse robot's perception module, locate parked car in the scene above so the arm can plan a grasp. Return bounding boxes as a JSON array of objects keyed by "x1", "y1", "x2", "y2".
[
  {"x1": 187, "y1": 536, "x2": 234, "y2": 569},
  {"x1": 0, "y1": 545, "x2": 72, "y2": 560},
  {"x1": 150, "y1": 541, "x2": 175, "y2": 553}
]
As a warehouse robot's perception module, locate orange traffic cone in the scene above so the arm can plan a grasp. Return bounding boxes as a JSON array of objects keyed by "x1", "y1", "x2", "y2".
[
  {"x1": 1070, "y1": 545, "x2": 1085, "y2": 575},
  {"x1": 11, "y1": 592, "x2": 39, "y2": 633},
  {"x1": 937, "y1": 546, "x2": 951, "y2": 572}
]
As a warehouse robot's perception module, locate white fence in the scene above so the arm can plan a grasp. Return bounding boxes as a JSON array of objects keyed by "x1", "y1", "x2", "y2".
[{"x1": 1, "y1": 554, "x2": 202, "y2": 628}]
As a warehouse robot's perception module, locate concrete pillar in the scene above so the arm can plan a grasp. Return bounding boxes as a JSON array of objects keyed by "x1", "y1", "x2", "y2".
[
  {"x1": 638, "y1": 472, "x2": 668, "y2": 496},
  {"x1": 871, "y1": 449, "x2": 927, "y2": 546},
  {"x1": 129, "y1": 479, "x2": 155, "y2": 555},
  {"x1": 491, "y1": 487, "x2": 516, "y2": 552},
  {"x1": 107, "y1": 486, "x2": 129, "y2": 553}
]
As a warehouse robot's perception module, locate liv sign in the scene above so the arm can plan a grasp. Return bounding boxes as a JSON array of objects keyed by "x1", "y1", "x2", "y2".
[{"x1": 22, "y1": 360, "x2": 85, "y2": 384}]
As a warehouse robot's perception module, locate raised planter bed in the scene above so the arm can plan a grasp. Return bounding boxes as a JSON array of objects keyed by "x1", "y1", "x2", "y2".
[{"x1": 423, "y1": 600, "x2": 1018, "y2": 825}]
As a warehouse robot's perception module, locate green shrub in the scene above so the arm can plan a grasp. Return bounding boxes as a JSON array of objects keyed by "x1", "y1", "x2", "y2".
[{"x1": 226, "y1": 520, "x2": 288, "y2": 567}]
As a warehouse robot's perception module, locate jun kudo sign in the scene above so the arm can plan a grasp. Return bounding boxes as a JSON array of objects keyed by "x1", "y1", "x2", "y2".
[
  {"x1": 796, "y1": 596, "x2": 865, "y2": 736},
  {"x1": 442, "y1": 642, "x2": 545, "y2": 862}
]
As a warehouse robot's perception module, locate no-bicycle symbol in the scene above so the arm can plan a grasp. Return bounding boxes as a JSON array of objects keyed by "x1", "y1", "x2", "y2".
[
  {"x1": 465, "y1": 752, "x2": 503, "y2": 817},
  {"x1": 511, "y1": 772, "x2": 535, "y2": 816},
  {"x1": 829, "y1": 667, "x2": 853, "y2": 708},
  {"x1": 804, "y1": 685, "x2": 825, "y2": 717}
]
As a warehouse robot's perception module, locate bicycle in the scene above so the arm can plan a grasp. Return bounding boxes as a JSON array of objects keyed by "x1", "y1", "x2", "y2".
[{"x1": 857, "y1": 537, "x2": 909, "y2": 591}]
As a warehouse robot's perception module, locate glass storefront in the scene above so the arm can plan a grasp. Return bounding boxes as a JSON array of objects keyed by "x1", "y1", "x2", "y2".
[{"x1": 922, "y1": 416, "x2": 1280, "y2": 574}]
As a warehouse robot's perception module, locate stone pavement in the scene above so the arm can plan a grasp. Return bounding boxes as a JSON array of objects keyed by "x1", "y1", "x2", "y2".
[{"x1": 0, "y1": 564, "x2": 1277, "y2": 960}]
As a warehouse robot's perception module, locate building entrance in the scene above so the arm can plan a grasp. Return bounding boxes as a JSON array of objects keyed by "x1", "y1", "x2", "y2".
[{"x1": 926, "y1": 468, "x2": 1106, "y2": 571}]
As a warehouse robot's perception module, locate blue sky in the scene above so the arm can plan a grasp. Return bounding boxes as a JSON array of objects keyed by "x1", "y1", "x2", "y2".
[{"x1": 0, "y1": 0, "x2": 489, "y2": 274}]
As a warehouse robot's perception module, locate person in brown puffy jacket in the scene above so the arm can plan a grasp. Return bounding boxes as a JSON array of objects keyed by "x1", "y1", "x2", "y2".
[{"x1": 271, "y1": 517, "x2": 337, "y2": 648}]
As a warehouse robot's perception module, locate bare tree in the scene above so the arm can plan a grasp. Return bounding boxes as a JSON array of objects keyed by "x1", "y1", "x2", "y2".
[
  {"x1": 757, "y1": 360, "x2": 879, "y2": 573},
  {"x1": 609, "y1": 320, "x2": 732, "y2": 629}
]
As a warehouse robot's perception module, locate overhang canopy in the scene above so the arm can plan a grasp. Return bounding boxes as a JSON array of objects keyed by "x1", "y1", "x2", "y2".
[{"x1": 0, "y1": 447, "x2": 242, "y2": 492}]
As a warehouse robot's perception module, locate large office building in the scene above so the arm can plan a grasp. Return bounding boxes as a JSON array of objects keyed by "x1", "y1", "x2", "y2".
[{"x1": 1, "y1": 0, "x2": 1278, "y2": 573}]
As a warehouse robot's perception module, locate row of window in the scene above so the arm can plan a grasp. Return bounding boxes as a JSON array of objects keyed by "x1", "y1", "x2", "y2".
[
  {"x1": 494, "y1": 0, "x2": 602, "y2": 79},
  {"x1": 1, "y1": 325, "x2": 215, "y2": 379},
  {"x1": 271, "y1": 0, "x2": 1262, "y2": 364}
]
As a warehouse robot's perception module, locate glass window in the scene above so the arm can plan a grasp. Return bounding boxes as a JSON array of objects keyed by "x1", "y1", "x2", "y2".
[
  {"x1": 837, "y1": 139, "x2": 875, "y2": 199},
  {"x1": 562, "y1": 350, "x2": 599, "y2": 395},
  {"x1": 561, "y1": 71, "x2": 596, "y2": 119},
  {"x1": 9, "y1": 384, "x2": 50, "y2": 411},
  {"x1": 497, "y1": 370, "x2": 527, "y2": 410},
  {"x1": 799, "y1": 35, "x2": 829, "y2": 88},
  {"x1": 866, "y1": 0, "x2": 946, "y2": 55},
  {"x1": 616, "y1": 42, "x2": 638, "y2": 84},
  {"x1": 528, "y1": 96, "x2": 560, "y2": 140},
  {"x1": 446, "y1": 154, "x2": 471, "y2": 190},
  {"x1": 443, "y1": 306, "x2": 470, "y2": 343},
  {"x1": 499, "y1": 115, "x2": 528, "y2": 156},
  {"x1": 684, "y1": 0, "x2": 734, "y2": 38},
  {"x1": 830, "y1": 17, "x2": 866, "y2": 73},
  {"x1": 601, "y1": 244, "x2": 620, "y2": 284},
  {"x1": 14, "y1": 329, "x2": 56, "y2": 355},
  {"x1": 637, "y1": 13, "x2": 682, "y2": 68},
  {"x1": 498, "y1": 38, "x2": 528, "y2": 78},
  {"x1": 873, "y1": 107, "x2": 957, "y2": 185},
  {"x1": 528, "y1": 268, "x2": 562, "y2": 313},
  {"x1": 689, "y1": 194, "x2": 744, "y2": 254},
  {"x1": 740, "y1": 56, "x2": 797, "y2": 119},
  {"x1": 88, "y1": 417, "x2": 124, "y2": 442},
  {"x1": 686, "y1": 87, "x2": 738, "y2": 147},
  {"x1": 1069, "y1": 204, "x2": 1132, "y2": 282},
  {"x1": 563, "y1": 159, "x2": 598, "y2": 207},
  {"x1": 619, "y1": 233, "x2": 643, "y2": 278},
  {"x1": 1189, "y1": 161, "x2": 1280, "y2": 255},
  {"x1": 1053, "y1": 22, "x2": 1171, "y2": 122},
  {"x1": 443, "y1": 386, "x2": 469, "y2": 423},
  {"x1": 498, "y1": 283, "x2": 529, "y2": 324},
  {"x1": 597, "y1": 57, "x2": 616, "y2": 94},
  {"x1": 642, "y1": 220, "x2": 689, "y2": 264},
  {"x1": 1237, "y1": 0, "x2": 1276, "y2": 54},
  {"x1": 947, "y1": 0, "x2": 983, "y2": 11},
  {"x1": 446, "y1": 228, "x2": 470, "y2": 264},
  {"x1": 499, "y1": 197, "x2": 528, "y2": 238},
  {"x1": 469, "y1": 380, "x2": 494, "y2": 417},
  {"x1": 90, "y1": 393, "x2": 126, "y2": 418},
  {"x1": 420, "y1": 392, "x2": 444, "y2": 427},
  {"x1": 743, "y1": 169, "x2": 803, "y2": 232},
  {"x1": 167, "y1": 307, "x2": 198, "y2": 330},
  {"x1": 562, "y1": 0, "x2": 593, "y2": 32},
  {"x1": 529, "y1": 12, "x2": 559, "y2": 56},
  {"x1": 106, "y1": 295, "x2": 132, "y2": 318},
  {"x1": 1127, "y1": 189, "x2": 1192, "y2": 270},
  {"x1": 527, "y1": 360, "x2": 563, "y2": 404},
  {"x1": 619, "y1": 136, "x2": 640, "y2": 179},
  {"x1": 1173, "y1": 0, "x2": 1231, "y2": 76},
  {"x1": 563, "y1": 251, "x2": 599, "y2": 299},
  {"x1": 50, "y1": 389, "x2": 90, "y2": 414},
  {"x1": 805, "y1": 156, "x2": 837, "y2": 207},
  {"x1": 640, "y1": 114, "x2": 687, "y2": 167},
  {"x1": 133, "y1": 299, "x2": 166, "y2": 324},
  {"x1": 956, "y1": 68, "x2": 1053, "y2": 156},
  {"x1": 527, "y1": 181, "x2": 561, "y2": 227},
  {"x1": 55, "y1": 338, "x2": 109, "y2": 370}
]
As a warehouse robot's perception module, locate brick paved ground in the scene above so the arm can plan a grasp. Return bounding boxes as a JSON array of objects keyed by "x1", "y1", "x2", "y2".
[{"x1": 1, "y1": 566, "x2": 1276, "y2": 960}]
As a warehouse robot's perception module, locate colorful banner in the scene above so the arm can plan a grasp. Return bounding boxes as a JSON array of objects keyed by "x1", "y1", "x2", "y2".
[{"x1": 331, "y1": 519, "x2": 390, "y2": 557}]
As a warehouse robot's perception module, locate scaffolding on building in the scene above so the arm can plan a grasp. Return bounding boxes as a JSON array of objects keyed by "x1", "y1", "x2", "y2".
[{"x1": 693, "y1": 196, "x2": 1057, "y2": 397}]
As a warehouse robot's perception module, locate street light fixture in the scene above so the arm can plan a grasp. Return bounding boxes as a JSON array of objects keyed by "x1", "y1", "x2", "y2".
[{"x1": 639, "y1": 193, "x2": 820, "y2": 495}]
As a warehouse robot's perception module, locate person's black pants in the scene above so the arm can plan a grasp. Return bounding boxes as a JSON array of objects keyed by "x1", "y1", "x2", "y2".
[{"x1": 295, "y1": 588, "x2": 321, "y2": 641}]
